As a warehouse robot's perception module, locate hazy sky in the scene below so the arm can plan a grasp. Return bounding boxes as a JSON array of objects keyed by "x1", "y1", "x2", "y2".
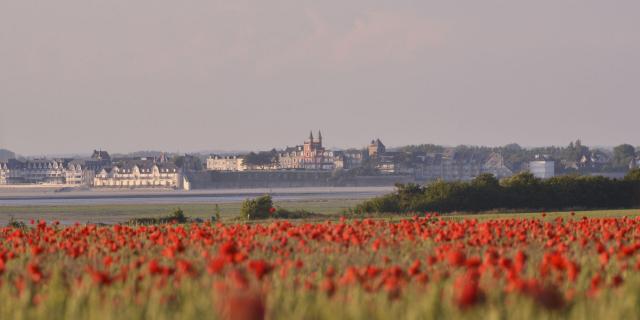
[{"x1": 1, "y1": 1, "x2": 639, "y2": 156}]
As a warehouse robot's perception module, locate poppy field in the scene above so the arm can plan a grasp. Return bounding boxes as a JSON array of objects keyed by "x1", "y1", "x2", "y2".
[{"x1": 2, "y1": 212, "x2": 640, "y2": 319}]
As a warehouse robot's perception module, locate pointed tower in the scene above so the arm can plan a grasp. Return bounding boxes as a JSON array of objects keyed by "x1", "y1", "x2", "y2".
[
  {"x1": 317, "y1": 130, "x2": 322, "y2": 147},
  {"x1": 304, "y1": 130, "x2": 313, "y2": 156}
]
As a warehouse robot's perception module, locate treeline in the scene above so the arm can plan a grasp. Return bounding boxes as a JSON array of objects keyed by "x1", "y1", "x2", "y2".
[
  {"x1": 242, "y1": 150, "x2": 278, "y2": 169},
  {"x1": 397, "y1": 140, "x2": 639, "y2": 173},
  {"x1": 355, "y1": 169, "x2": 640, "y2": 214}
]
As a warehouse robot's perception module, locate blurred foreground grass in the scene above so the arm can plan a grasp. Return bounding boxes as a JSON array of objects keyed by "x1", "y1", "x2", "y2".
[{"x1": 0, "y1": 197, "x2": 638, "y2": 225}]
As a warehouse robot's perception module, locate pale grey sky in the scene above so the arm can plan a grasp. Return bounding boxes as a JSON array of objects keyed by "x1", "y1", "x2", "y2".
[{"x1": 1, "y1": 1, "x2": 639, "y2": 156}]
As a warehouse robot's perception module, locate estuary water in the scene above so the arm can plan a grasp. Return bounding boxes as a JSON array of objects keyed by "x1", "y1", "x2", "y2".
[{"x1": 0, "y1": 186, "x2": 393, "y2": 206}]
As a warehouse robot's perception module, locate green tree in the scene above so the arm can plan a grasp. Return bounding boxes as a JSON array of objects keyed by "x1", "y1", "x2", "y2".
[
  {"x1": 395, "y1": 183, "x2": 425, "y2": 211},
  {"x1": 172, "y1": 155, "x2": 185, "y2": 168},
  {"x1": 613, "y1": 144, "x2": 636, "y2": 167},
  {"x1": 472, "y1": 173, "x2": 499, "y2": 188},
  {"x1": 169, "y1": 208, "x2": 186, "y2": 223},
  {"x1": 625, "y1": 169, "x2": 640, "y2": 181},
  {"x1": 500, "y1": 172, "x2": 544, "y2": 209},
  {"x1": 354, "y1": 193, "x2": 400, "y2": 213},
  {"x1": 399, "y1": 144, "x2": 446, "y2": 154},
  {"x1": 561, "y1": 139, "x2": 589, "y2": 162},
  {"x1": 213, "y1": 204, "x2": 222, "y2": 222},
  {"x1": 173, "y1": 154, "x2": 203, "y2": 171},
  {"x1": 242, "y1": 150, "x2": 278, "y2": 170},
  {"x1": 240, "y1": 195, "x2": 274, "y2": 220},
  {"x1": 626, "y1": 169, "x2": 640, "y2": 207},
  {"x1": 465, "y1": 174, "x2": 503, "y2": 211}
]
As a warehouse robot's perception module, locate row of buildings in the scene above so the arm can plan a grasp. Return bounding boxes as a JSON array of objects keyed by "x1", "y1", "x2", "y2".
[
  {"x1": 207, "y1": 131, "x2": 365, "y2": 172},
  {"x1": 0, "y1": 150, "x2": 184, "y2": 189},
  {"x1": 1, "y1": 159, "x2": 76, "y2": 185},
  {"x1": 372, "y1": 146, "x2": 519, "y2": 180},
  {"x1": 8, "y1": 131, "x2": 609, "y2": 188},
  {"x1": 206, "y1": 131, "x2": 524, "y2": 181}
]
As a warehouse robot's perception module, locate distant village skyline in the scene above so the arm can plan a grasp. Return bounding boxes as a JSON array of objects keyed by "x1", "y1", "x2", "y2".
[
  {"x1": 1, "y1": 134, "x2": 638, "y2": 159},
  {"x1": 2, "y1": 137, "x2": 637, "y2": 159},
  {"x1": 3, "y1": 131, "x2": 638, "y2": 189}
]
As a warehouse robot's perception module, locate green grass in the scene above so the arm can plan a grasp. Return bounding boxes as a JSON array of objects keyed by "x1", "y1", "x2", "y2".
[
  {"x1": 1, "y1": 203, "x2": 640, "y2": 318},
  {"x1": 446, "y1": 209, "x2": 640, "y2": 220},
  {"x1": 0, "y1": 199, "x2": 364, "y2": 224},
  {"x1": 2, "y1": 212, "x2": 640, "y2": 319},
  {"x1": 0, "y1": 197, "x2": 638, "y2": 225}
]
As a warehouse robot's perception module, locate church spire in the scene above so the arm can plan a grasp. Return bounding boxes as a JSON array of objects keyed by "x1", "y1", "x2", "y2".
[{"x1": 309, "y1": 130, "x2": 314, "y2": 141}]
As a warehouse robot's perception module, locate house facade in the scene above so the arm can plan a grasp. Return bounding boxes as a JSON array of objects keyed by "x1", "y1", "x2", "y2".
[
  {"x1": 389, "y1": 151, "x2": 514, "y2": 181},
  {"x1": 529, "y1": 160, "x2": 555, "y2": 179},
  {"x1": 0, "y1": 162, "x2": 8, "y2": 184},
  {"x1": 0, "y1": 150, "x2": 113, "y2": 186},
  {"x1": 206, "y1": 155, "x2": 246, "y2": 171},
  {"x1": 334, "y1": 150, "x2": 365, "y2": 170},
  {"x1": 93, "y1": 161, "x2": 181, "y2": 188},
  {"x1": 481, "y1": 153, "x2": 514, "y2": 179},
  {"x1": 64, "y1": 161, "x2": 93, "y2": 185},
  {"x1": 278, "y1": 146, "x2": 306, "y2": 169},
  {"x1": 0, "y1": 159, "x2": 69, "y2": 185},
  {"x1": 368, "y1": 139, "x2": 386, "y2": 158},
  {"x1": 278, "y1": 131, "x2": 340, "y2": 170}
]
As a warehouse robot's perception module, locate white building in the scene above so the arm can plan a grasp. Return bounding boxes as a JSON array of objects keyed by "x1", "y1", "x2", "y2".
[
  {"x1": 334, "y1": 150, "x2": 365, "y2": 170},
  {"x1": 529, "y1": 160, "x2": 555, "y2": 179},
  {"x1": 206, "y1": 155, "x2": 246, "y2": 171},
  {"x1": 64, "y1": 162, "x2": 93, "y2": 185},
  {"x1": 0, "y1": 162, "x2": 8, "y2": 184},
  {"x1": 94, "y1": 161, "x2": 181, "y2": 188},
  {"x1": 277, "y1": 131, "x2": 340, "y2": 170},
  {"x1": 0, "y1": 159, "x2": 86, "y2": 185}
]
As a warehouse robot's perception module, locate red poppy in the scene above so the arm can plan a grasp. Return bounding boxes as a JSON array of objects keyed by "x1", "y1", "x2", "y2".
[{"x1": 248, "y1": 260, "x2": 273, "y2": 280}]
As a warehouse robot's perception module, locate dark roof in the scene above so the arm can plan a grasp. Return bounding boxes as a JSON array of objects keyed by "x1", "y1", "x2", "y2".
[
  {"x1": 3, "y1": 159, "x2": 71, "y2": 169},
  {"x1": 6, "y1": 159, "x2": 24, "y2": 169},
  {"x1": 370, "y1": 139, "x2": 385, "y2": 148},
  {"x1": 92, "y1": 150, "x2": 111, "y2": 160},
  {"x1": 104, "y1": 160, "x2": 179, "y2": 174}
]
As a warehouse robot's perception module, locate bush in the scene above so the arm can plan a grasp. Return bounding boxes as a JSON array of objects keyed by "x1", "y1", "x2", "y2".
[
  {"x1": 272, "y1": 208, "x2": 317, "y2": 219},
  {"x1": 6, "y1": 217, "x2": 26, "y2": 229},
  {"x1": 356, "y1": 172, "x2": 640, "y2": 214},
  {"x1": 213, "y1": 204, "x2": 222, "y2": 222},
  {"x1": 127, "y1": 208, "x2": 188, "y2": 225},
  {"x1": 626, "y1": 169, "x2": 640, "y2": 207},
  {"x1": 354, "y1": 194, "x2": 400, "y2": 213},
  {"x1": 240, "y1": 195, "x2": 274, "y2": 220},
  {"x1": 170, "y1": 208, "x2": 186, "y2": 222},
  {"x1": 626, "y1": 169, "x2": 640, "y2": 181}
]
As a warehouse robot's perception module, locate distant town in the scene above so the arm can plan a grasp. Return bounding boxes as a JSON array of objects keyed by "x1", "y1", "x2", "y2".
[{"x1": 1, "y1": 131, "x2": 639, "y2": 190}]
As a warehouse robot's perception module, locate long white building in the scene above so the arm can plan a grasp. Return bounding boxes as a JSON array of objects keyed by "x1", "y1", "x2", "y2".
[
  {"x1": 94, "y1": 161, "x2": 181, "y2": 188},
  {"x1": 0, "y1": 159, "x2": 81, "y2": 185},
  {"x1": 206, "y1": 155, "x2": 246, "y2": 171}
]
